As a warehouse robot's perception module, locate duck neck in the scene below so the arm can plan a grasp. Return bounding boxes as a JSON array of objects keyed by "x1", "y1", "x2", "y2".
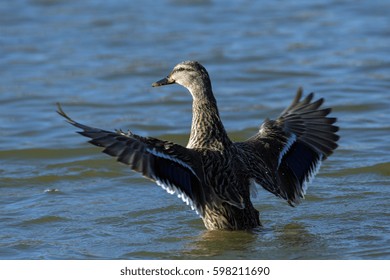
[{"x1": 187, "y1": 88, "x2": 231, "y2": 150}]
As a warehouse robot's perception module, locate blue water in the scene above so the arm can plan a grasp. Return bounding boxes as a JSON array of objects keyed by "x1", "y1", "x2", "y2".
[{"x1": 1, "y1": 0, "x2": 389, "y2": 259}]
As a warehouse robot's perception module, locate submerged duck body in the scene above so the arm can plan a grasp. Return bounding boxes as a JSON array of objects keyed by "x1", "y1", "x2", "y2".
[{"x1": 58, "y1": 61, "x2": 339, "y2": 230}]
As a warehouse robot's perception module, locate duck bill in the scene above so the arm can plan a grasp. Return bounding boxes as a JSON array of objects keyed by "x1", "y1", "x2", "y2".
[{"x1": 152, "y1": 77, "x2": 175, "y2": 87}]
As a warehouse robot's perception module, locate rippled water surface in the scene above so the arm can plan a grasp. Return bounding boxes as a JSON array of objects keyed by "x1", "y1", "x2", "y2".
[{"x1": 1, "y1": 0, "x2": 389, "y2": 259}]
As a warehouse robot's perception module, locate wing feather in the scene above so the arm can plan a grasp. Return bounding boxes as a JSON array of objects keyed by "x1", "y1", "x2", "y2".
[
  {"x1": 57, "y1": 104, "x2": 206, "y2": 215},
  {"x1": 237, "y1": 88, "x2": 339, "y2": 205}
]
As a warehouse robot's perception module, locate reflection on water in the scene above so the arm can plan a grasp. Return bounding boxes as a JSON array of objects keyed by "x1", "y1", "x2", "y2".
[
  {"x1": 179, "y1": 223, "x2": 331, "y2": 260},
  {"x1": 272, "y1": 223, "x2": 331, "y2": 259},
  {"x1": 276, "y1": 223, "x2": 314, "y2": 247},
  {"x1": 183, "y1": 229, "x2": 259, "y2": 259}
]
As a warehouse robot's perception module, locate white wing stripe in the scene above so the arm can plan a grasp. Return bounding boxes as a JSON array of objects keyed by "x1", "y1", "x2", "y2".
[
  {"x1": 277, "y1": 134, "x2": 297, "y2": 167},
  {"x1": 302, "y1": 154, "x2": 323, "y2": 195},
  {"x1": 146, "y1": 147, "x2": 198, "y2": 177},
  {"x1": 155, "y1": 179, "x2": 201, "y2": 216},
  {"x1": 146, "y1": 147, "x2": 202, "y2": 215}
]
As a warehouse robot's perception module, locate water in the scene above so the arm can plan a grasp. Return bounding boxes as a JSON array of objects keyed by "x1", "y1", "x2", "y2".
[{"x1": 1, "y1": 0, "x2": 389, "y2": 259}]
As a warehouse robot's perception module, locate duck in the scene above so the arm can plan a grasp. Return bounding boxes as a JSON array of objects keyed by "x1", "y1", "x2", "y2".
[{"x1": 57, "y1": 61, "x2": 339, "y2": 230}]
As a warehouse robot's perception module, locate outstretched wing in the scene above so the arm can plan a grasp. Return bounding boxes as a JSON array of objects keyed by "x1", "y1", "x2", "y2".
[
  {"x1": 238, "y1": 88, "x2": 339, "y2": 206},
  {"x1": 57, "y1": 104, "x2": 206, "y2": 216}
]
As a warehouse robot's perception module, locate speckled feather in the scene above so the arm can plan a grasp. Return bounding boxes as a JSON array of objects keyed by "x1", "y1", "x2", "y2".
[{"x1": 58, "y1": 61, "x2": 339, "y2": 230}]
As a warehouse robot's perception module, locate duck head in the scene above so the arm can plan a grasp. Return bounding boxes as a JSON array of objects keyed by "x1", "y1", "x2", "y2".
[{"x1": 152, "y1": 61, "x2": 212, "y2": 99}]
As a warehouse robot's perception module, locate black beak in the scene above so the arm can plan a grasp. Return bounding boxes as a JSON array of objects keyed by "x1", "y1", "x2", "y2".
[{"x1": 152, "y1": 77, "x2": 175, "y2": 87}]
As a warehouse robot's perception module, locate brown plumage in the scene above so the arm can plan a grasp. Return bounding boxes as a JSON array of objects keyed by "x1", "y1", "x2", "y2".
[{"x1": 57, "y1": 61, "x2": 339, "y2": 230}]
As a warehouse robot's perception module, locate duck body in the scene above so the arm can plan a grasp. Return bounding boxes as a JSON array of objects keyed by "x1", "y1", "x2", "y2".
[
  {"x1": 58, "y1": 61, "x2": 339, "y2": 230},
  {"x1": 190, "y1": 146, "x2": 260, "y2": 230}
]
